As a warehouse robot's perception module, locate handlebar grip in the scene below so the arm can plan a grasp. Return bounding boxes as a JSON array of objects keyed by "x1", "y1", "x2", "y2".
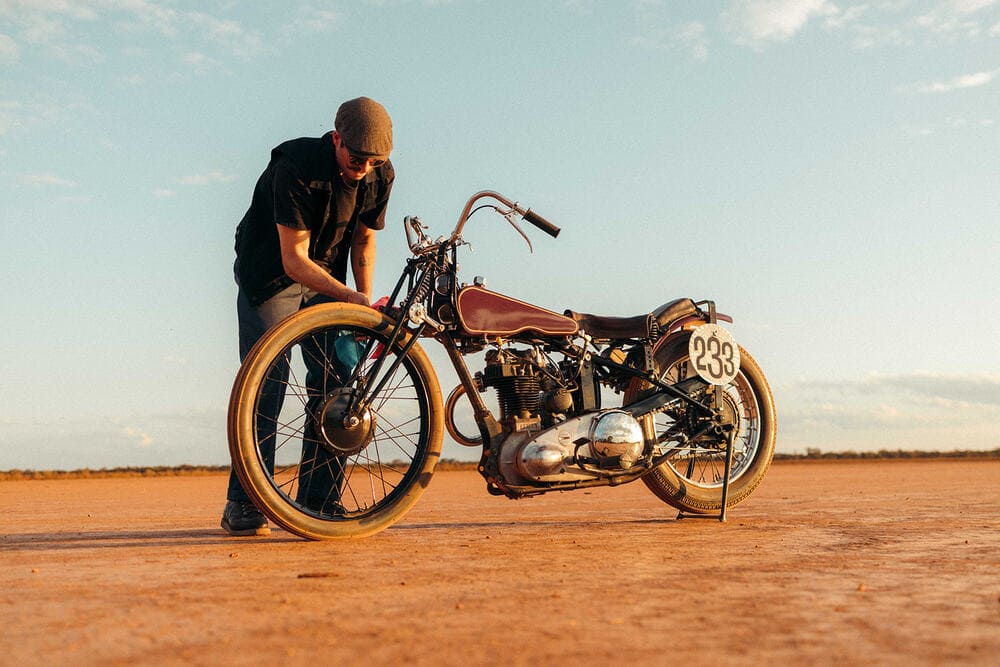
[{"x1": 523, "y1": 208, "x2": 561, "y2": 238}]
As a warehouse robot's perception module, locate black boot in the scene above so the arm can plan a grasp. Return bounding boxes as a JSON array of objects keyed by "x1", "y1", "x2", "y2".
[{"x1": 221, "y1": 500, "x2": 270, "y2": 536}]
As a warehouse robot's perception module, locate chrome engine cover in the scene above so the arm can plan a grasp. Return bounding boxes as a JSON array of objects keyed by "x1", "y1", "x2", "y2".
[
  {"x1": 498, "y1": 409, "x2": 645, "y2": 485},
  {"x1": 590, "y1": 410, "x2": 644, "y2": 468}
]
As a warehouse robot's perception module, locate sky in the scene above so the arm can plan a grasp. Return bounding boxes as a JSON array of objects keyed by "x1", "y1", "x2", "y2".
[{"x1": 1, "y1": 0, "x2": 998, "y2": 471}]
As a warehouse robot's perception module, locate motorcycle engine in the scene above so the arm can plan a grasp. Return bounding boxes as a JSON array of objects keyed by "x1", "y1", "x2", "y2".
[
  {"x1": 484, "y1": 344, "x2": 647, "y2": 485},
  {"x1": 481, "y1": 347, "x2": 547, "y2": 432},
  {"x1": 499, "y1": 409, "x2": 646, "y2": 484}
]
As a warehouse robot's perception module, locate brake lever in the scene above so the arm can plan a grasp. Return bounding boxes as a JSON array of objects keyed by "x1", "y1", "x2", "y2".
[
  {"x1": 502, "y1": 210, "x2": 533, "y2": 253},
  {"x1": 405, "y1": 215, "x2": 440, "y2": 255}
]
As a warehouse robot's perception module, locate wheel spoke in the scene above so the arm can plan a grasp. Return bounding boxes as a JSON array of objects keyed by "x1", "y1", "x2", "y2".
[
  {"x1": 242, "y1": 319, "x2": 435, "y2": 526},
  {"x1": 649, "y1": 354, "x2": 762, "y2": 489}
]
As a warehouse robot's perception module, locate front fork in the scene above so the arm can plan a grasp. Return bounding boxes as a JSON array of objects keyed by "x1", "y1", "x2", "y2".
[{"x1": 437, "y1": 335, "x2": 506, "y2": 487}]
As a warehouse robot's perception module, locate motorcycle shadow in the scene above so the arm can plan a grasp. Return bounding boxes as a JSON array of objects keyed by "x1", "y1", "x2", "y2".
[
  {"x1": 391, "y1": 518, "x2": 678, "y2": 531},
  {"x1": 1, "y1": 528, "x2": 302, "y2": 552}
]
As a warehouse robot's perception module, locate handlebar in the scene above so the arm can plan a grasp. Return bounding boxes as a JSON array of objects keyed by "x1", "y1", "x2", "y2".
[
  {"x1": 449, "y1": 190, "x2": 559, "y2": 242},
  {"x1": 523, "y1": 208, "x2": 560, "y2": 238},
  {"x1": 405, "y1": 191, "x2": 560, "y2": 256}
]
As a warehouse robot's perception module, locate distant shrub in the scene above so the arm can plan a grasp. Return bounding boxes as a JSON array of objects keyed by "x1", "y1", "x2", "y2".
[
  {"x1": 2, "y1": 451, "x2": 999, "y2": 481},
  {"x1": 774, "y1": 448, "x2": 1000, "y2": 462}
]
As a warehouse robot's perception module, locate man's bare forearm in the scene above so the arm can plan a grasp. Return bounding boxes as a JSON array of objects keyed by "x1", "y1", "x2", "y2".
[
  {"x1": 352, "y1": 226, "x2": 377, "y2": 300},
  {"x1": 277, "y1": 224, "x2": 369, "y2": 305}
]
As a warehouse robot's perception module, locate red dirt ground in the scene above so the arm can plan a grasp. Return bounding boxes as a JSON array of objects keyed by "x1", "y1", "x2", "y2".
[{"x1": 2, "y1": 459, "x2": 998, "y2": 665}]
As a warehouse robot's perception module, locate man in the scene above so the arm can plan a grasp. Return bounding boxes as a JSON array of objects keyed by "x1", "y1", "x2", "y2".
[{"x1": 223, "y1": 97, "x2": 394, "y2": 536}]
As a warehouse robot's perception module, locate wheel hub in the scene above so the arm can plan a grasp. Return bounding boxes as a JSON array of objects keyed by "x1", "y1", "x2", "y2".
[
  {"x1": 318, "y1": 387, "x2": 376, "y2": 456},
  {"x1": 718, "y1": 390, "x2": 742, "y2": 437}
]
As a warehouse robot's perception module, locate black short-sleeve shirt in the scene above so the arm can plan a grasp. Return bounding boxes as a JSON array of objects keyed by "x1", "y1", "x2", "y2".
[{"x1": 234, "y1": 132, "x2": 394, "y2": 306}]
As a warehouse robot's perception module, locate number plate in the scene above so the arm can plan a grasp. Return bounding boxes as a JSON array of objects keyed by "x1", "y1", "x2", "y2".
[{"x1": 688, "y1": 324, "x2": 741, "y2": 385}]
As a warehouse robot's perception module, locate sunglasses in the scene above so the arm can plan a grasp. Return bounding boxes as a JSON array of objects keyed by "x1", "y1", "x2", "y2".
[{"x1": 343, "y1": 143, "x2": 386, "y2": 168}]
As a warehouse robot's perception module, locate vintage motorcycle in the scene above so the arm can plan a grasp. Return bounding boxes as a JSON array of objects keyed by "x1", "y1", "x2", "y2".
[{"x1": 228, "y1": 191, "x2": 777, "y2": 540}]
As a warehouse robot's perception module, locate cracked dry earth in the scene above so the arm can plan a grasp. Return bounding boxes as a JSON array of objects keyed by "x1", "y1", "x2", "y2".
[{"x1": 1, "y1": 459, "x2": 999, "y2": 666}]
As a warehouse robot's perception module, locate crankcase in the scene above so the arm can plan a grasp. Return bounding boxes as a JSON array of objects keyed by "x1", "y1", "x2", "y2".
[{"x1": 498, "y1": 409, "x2": 645, "y2": 485}]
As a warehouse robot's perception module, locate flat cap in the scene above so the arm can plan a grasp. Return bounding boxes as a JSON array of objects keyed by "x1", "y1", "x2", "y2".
[{"x1": 335, "y1": 97, "x2": 393, "y2": 160}]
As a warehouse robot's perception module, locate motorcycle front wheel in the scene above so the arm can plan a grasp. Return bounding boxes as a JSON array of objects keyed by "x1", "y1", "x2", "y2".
[
  {"x1": 228, "y1": 303, "x2": 443, "y2": 540},
  {"x1": 625, "y1": 331, "x2": 776, "y2": 514}
]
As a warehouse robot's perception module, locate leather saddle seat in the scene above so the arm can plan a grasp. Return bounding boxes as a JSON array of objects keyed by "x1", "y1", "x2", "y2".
[
  {"x1": 454, "y1": 286, "x2": 702, "y2": 340},
  {"x1": 565, "y1": 298, "x2": 698, "y2": 340}
]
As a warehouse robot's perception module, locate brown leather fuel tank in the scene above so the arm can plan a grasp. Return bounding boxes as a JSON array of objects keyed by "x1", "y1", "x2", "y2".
[{"x1": 455, "y1": 286, "x2": 579, "y2": 337}]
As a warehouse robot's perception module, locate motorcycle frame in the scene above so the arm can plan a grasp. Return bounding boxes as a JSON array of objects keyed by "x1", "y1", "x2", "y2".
[{"x1": 349, "y1": 192, "x2": 737, "y2": 509}]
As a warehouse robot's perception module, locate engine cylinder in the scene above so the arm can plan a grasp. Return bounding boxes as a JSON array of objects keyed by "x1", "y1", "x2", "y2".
[{"x1": 483, "y1": 361, "x2": 540, "y2": 421}]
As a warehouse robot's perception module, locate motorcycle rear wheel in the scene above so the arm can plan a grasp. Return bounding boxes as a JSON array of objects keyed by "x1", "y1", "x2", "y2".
[
  {"x1": 626, "y1": 331, "x2": 776, "y2": 514},
  {"x1": 228, "y1": 303, "x2": 443, "y2": 540}
]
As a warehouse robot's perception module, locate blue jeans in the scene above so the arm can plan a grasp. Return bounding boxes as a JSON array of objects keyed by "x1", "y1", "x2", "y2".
[{"x1": 227, "y1": 284, "x2": 345, "y2": 508}]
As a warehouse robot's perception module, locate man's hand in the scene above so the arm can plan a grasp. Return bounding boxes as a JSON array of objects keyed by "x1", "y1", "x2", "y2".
[{"x1": 344, "y1": 290, "x2": 371, "y2": 307}]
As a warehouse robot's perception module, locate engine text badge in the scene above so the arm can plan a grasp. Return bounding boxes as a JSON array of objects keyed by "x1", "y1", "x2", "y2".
[{"x1": 688, "y1": 324, "x2": 741, "y2": 386}]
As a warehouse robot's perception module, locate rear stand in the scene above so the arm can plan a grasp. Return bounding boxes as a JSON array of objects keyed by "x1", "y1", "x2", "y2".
[
  {"x1": 675, "y1": 304, "x2": 737, "y2": 524},
  {"x1": 676, "y1": 393, "x2": 736, "y2": 523}
]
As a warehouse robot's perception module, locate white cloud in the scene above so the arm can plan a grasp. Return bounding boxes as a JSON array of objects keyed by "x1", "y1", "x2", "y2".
[
  {"x1": 777, "y1": 372, "x2": 1000, "y2": 452},
  {"x1": 901, "y1": 123, "x2": 935, "y2": 136},
  {"x1": 1, "y1": 1, "x2": 98, "y2": 22},
  {"x1": 0, "y1": 105, "x2": 16, "y2": 135},
  {"x1": 950, "y1": 0, "x2": 999, "y2": 14},
  {"x1": 152, "y1": 188, "x2": 176, "y2": 198},
  {"x1": 187, "y1": 11, "x2": 265, "y2": 59},
  {"x1": 630, "y1": 1, "x2": 711, "y2": 59},
  {"x1": 901, "y1": 115, "x2": 996, "y2": 135},
  {"x1": 178, "y1": 170, "x2": 239, "y2": 186},
  {"x1": 823, "y1": 3, "x2": 868, "y2": 29},
  {"x1": 632, "y1": 20, "x2": 711, "y2": 59},
  {"x1": 0, "y1": 409, "x2": 229, "y2": 471},
  {"x1": 281, "y1": 8, "x2": 340, "y2": 36},
  {"x1": 0, "y1": 1, "x2": 266, "y2": 67},
  {"x1": 24, "y1": 173, "x2": 77, "y2": 187},
  {"x1": 181, "y1": 51, "x2": 227, "y2": 74},
  {"x1": 49, "y1": 40, "x2": 104, "y2": 63},
  {"x1": 675, "y1": 21, "x2": 710, "y2": 60},
  {"x1": 0, "y1": 33, "x2": 19, "y2": 63},
  {"x1": 123, "y1": 426, "x2": 154, "y2": 448},
  {"x1": 723, "y1": 0, "x2": 839, "y2": 45},
  {"x1": 16, "y1": 12, "x2": 68, "y2": 44},
  {"x1": 790, "y1": 0, "x2": 1000, "y2": 48},
  {"x1": 108, "y1": 0, "x2": 181, "y2": 38},
  {"x1": 0, "y1": 100, "x2": 38, "y2": 135},
  {"x1": 913, "y1": 0, "x2": 1000, "y2": 36},
  {"x1": 861, "y1": 372, "x2": 1000, "y2": 407},
  {"x1": 900, "y1": 68, "x2": 998, "y2": 93},
  {"x1": 846, "y1": 23, "x2": 911, "y2": 49}
]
